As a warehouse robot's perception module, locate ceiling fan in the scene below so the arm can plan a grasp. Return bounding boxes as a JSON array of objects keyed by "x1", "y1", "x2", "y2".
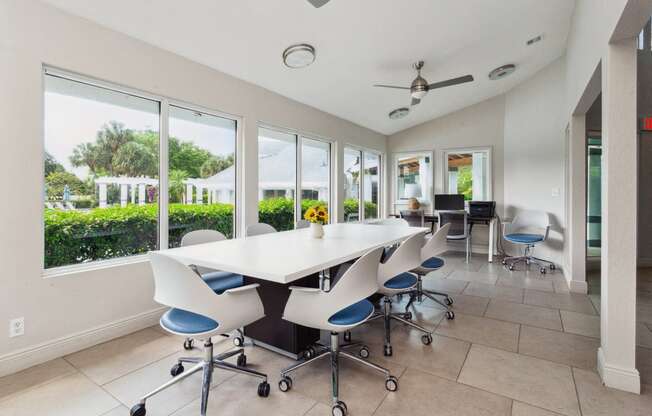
[
  {"x1": 307, "y1": 0, "x2": 330, "y2": 7},
  {"x1": 374, "y1": 61, "x2": 474, "y2": 106}
]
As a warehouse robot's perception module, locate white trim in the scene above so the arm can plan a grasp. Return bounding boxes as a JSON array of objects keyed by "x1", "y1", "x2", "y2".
[
  {"x1": 441, "y1": 146, "x2": 493, "y2": 201},
  {"x1": 597, "y1": 347, "x2": 641, "y2": 394},
  {"x1": 0, "y1": 307, "x2": 166, "y2": 378},
  {"x1": 569, "y1": 279, "x2": 588, "y2": 294},
  {"x1": 43, "y1": 255, "x2": 149, "y2": 278},
  {"x1": 159, "y1": 99, "x2": 170, "y2": 249}
]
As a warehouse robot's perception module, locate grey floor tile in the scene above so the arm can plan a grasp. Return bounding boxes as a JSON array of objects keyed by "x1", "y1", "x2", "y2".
[
  {"x1": 497, "y1": 275, "x2": 554, "y2": 292},
  {"x1": 524, "y1": 290, "x2": 596, "y2": 315},
  {"x1": 485, "y1": 300, "x2": 563, "y2": 331},
  {"x1": 447, "y1": 270, "x2": 498, "y2": 285},
  {"x1": 518, "y1": 325, "x2": 599, "y2": 370},
  {"x1": 573, "y1": 367, "x2": 652, "y2": 416},
  {"x1": 436, "y1": 313, "x2": 520, "y2": 352},
  {"x1": 463, "y1": 282, "x2": 524, "y2": 303},
  {"x1": 512, "y1": 401, "x2": 565, "y2": 416},
  {"x1": 0, "y1": 358, "x2": 77, "y2": 401}
]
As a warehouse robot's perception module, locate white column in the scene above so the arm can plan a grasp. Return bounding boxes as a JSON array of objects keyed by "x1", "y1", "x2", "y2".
[
  {"x1": 186, "y1": 184, "x2": 194, "y2": 204},
  {"x1": 567, "y1": 115, "x2": 587, "y2": 293},
  {"x1": 119, "y1": 184, "x2": 128, "y2": 207},
  {"x1": 138, "y1": 184, "x2": 146, "y2": 206},
  {"x1": 98, "y1": 183, "x2": 107, "y2": 208},
  {"x1": 130, "y1": 185, "x2": 136, "y2": 204},
  {"x1": 196, "y1": 186, "x2": 204, "y2": 205},
  {"x1": 599, "y1": 37, "x2": 640, "y2": 394}
]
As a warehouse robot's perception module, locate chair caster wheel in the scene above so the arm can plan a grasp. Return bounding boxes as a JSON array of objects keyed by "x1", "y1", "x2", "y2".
[
  {"x1": 343, "y1": 331, "x2": 351, "y2": 343},
  {"x1": 257, "y1": 381, "x2": 270, "y2": 397},
  {"x1": 502, "y1": 259, "x2": 507, "y2": 265},
  {"x1": 508, "y1": 265, "x2": 514, "y2": 271},
  {"x1": 233, "y1": 336, "x2": 245, "y2": 347},
  {"x1": 385, "y1": 376, "x2": 399, "y2": 392},
  {"x1": 359, "y1": 346, "x2": 370, "y2": 358},
  {"x1": 540, "y1": 268, "x2": 547, "y2": 274},
  {"x1": 237, "y1": 354, "x2": 247, "y2": 367},
  {"x1": 384, "y1": 345, "x2": 393, "y2": 357},
  {"x1": 445, "y1": 296, "x2": 454, "y2": 306},
  {"x1": 130, "y1": 403, "x2": 146, "y2": 416},
  {"x1": 332, "y1": 401, "x2": 348, "y2": 416},
  {"x1": 170, "y1": 363, "x2": 184, "y2": 377},
  {"x1": 550, "y1": 264, "x2": 556, "y2": 270},
  {"x1": 403, "y1": 311, "x2": 412, "y2": 320},
  {"x1": 278, "y1": 376, "x2": 292, "y2": 392},
  {"x1": 446, "y1": 311, "x2": 455, "y2": 320},
  {"x1": 421, "y1": 334, "x2": 433, "y2": 345},
  {"x1": 304, "y1": 346, "x2": 316, "y2": 359},
  {"x1": 183, "y1": 339, "x2": 193, "y2": 350}
]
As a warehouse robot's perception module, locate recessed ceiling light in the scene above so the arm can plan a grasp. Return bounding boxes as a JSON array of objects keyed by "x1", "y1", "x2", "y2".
[
  {"x1": 526, "y1": 34, "x2": 544, "y2": 46},
  {"x1": 389, "y1": 107, "x2": 409, "y2": 120},
  {"x1": 282, "y1": 44, "x2": 316, "y2": 69},
  {"x1": 488, "y1": 64, "x2": 516, "y2": 80}
]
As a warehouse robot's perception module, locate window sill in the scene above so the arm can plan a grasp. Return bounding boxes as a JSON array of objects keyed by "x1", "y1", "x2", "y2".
[{"x1": 43, "y1": 255, "x2": 150, "y2": 279}]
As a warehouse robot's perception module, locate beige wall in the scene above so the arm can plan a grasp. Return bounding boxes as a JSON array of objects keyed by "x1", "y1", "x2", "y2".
[{"x1": 0, "y1": 0, "x2": 386, "y2": 374}]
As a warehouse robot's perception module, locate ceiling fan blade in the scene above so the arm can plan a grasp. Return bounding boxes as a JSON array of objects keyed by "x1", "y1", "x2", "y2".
[
  {"x1": 428, "y1": 74, "x2": 474, "y2": 90},
  {"x1": 411, "y1": 97, "x2": 421, "y2": 106},
  {"x1": 307, "y1": 0, "x2": 330, "y2": 7},
  {"x1": 373, "y1": 84, "x2": 410, "y2": 90}
]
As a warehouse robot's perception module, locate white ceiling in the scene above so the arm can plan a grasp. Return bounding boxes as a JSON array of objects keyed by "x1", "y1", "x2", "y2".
[{"x1": 42, "y1": 0, "x2": 575, "y2": 135}]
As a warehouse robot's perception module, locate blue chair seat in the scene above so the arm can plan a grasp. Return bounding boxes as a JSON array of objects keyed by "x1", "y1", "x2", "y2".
[
  {"x1": 160, "y1": 308, "x2": 219, "y2": 334},
  {"x1": 328, "y1": 299, "x2": 374, "y2": 326},
  {"x1": 384, "y1": 272, "x2": 418, "y2": 290},
  {"x1": 504, "y1": 233, "x2": 544, "y2": 244},
  {"x1": 421, "y1": 257, "x2": 444, "y2": 269},
  {"x1": 202, "y1": 271, "x2": 244, "y2": 294}
]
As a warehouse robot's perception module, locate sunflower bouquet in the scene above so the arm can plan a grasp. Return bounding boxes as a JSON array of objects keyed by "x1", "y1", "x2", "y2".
[{"x1": 304, "y1": 205, "x2": 329, "y2": 225}]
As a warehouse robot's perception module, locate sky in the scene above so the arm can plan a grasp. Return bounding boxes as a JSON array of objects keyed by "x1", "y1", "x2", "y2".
[{"x1": 45, "y1": 91, "x2": 237, "y2": 180}]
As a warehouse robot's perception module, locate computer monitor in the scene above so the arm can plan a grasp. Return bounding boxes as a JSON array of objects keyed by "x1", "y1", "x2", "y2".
[{"x1": 434, "y1": 194, "x2": 465, "y2": 211}]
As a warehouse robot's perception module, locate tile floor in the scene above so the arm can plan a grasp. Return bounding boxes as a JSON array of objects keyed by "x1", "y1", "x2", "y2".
[{"x1": 2, "y1": 252, "x2": 652, "y2": 416}]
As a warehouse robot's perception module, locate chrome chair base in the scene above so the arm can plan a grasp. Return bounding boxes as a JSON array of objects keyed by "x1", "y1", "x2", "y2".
[
  {"x1": 130, "y1": 338, "x2": 270, "y2": 416},
  {"x1": 278, "y1": 332, "x2": 397, "y2": 416},
  {"x1": 403, "y1": 276, "x2": 455, "y2": 319},
  {"x1": 379, "y1": 297, "x2": 434, "y2": 357},
  {"x1": 503, "y1": 245, "x2": 556, "y2": 274}
]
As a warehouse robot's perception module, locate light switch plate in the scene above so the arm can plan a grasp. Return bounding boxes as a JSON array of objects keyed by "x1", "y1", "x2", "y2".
[
  {"x1": 9, "y1": 317, "x2": 24, "y2": 338},
  {"x1": 551, "y1": 187, "x2": 560, "y2": 197}
]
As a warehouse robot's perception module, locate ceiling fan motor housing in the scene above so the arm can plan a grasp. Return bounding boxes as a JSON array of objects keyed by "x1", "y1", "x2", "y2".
[{"x1": 411, "y1": 76, "x2": 428, "y2": 99}]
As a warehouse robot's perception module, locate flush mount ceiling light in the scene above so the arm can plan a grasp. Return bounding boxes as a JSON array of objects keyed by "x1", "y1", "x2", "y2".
[
  {"x1": 389, "y1": 107, "x2": 410, "y2": 120},
  {"x1": 488, "y1": 64, "x2": 516, "y2": 80},
  {"x1": 282, "y1": 44, "x2": 316, "y2": 69}
]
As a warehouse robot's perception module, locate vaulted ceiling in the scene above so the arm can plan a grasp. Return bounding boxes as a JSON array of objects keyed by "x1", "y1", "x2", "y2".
[{"x1": 42, "y1": 0, "x2": 575, "y2": 135}]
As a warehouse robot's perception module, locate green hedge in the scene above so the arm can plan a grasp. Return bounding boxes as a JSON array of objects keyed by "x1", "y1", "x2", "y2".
[{"x1": 44, "y1": 198, "x2": 377, "y2": 268}]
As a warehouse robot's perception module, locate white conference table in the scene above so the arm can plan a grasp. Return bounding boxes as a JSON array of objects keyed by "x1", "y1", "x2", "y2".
[{"x1": 161, "y1": 223, "x2": 428, "y2": 358}]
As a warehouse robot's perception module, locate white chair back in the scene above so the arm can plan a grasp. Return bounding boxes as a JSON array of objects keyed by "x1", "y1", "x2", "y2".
[
  {"x1": 283, "y1": 247, "x2": 384, "y2": 330},
  {"x1": 180, "y1": 229, "x2": 226, "y2": 247},
  {"x1": 246, "y1": 223, "x2": 277, "y2": 236},
  {"x1": 378, "y1": 232, "x2": 426, "y2": 286},
  {"x1": 421, "y1": 223, "x2": 450, "y2": 261},
  {"x1": 375, "y1": 218, "x2": 409, "y2": 227},
  {"x1": 149, "y1": 252, "x2": 264, "y2": 334},
  {"x1": 511, "y1": 210, "x2": 550, "y2": 231},
  {"x1": 296, "y1": 219, "x2": 311, "y2": 229}
]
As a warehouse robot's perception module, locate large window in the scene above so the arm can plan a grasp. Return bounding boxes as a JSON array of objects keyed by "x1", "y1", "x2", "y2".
[
  {"x1": 43, "y1": 70, "x2": 239, "y2": 271},
  {"x1": 168, "y1": 106, "x2": 236, "y2": 247},
  {"x1": 395, "y1": 152, "x2": 432, "y2": 206},
  {"x1": 344, "y1": 147, "x2": 381, "y2": 222},
  {"x1": 258, "y1": 127, "x2": 331, "y2": 231},
  {"x1": 443, "y1": 148, "x2": 491, "y2": 201}
]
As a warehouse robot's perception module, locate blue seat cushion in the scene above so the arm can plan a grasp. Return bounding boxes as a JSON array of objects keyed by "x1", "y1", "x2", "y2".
[
  {"x1": 160, "y1": 308, "x2": 219, "y2": 334},
  {"x1": 328, "y1": 299, "x2": 374, "y2": 326},
  {"x1": 384, "y1": 272, "x2": 418, "y2": 290},
  {"x1": 202, "y1": 271, "x2": 244, "y2": 294},
  {"x1": 421, "y1": 257, "x2": 444, "y2": 269},
  {"x1": 504, "y1": 233, "x2": 544, "y2": 244}
]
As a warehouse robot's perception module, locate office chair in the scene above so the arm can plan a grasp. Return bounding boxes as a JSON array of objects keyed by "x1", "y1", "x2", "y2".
[
  {"x1": 179, "y1": 230, "x2": 246, "y2": 350},
  {"x1": 130, "y1": 253, "x2": 270, "y2": 416},
  {"x1": 279, "y1": 247, "x2": 398, "y2": 416},
  {"x1": 372, "y1": 232, "x2": 434, "y2": 356},
  {"x1": 296, "y1": 219, "x2": 311, "y2": 229},
  {"x1": 502, "y1": 210, "x2": 556, "y2": 274},
  {"x1": 405, "y1": 223, "x2": 455, "y2": 320},
  {"x1": 399, "y1": 209, "x2": 425, "y2": 227},
  {"x1": 438, "y1": 210, "x2": 471, "y2": 263},
  {"x1": 246, "y1": 222, "x2": 278, "y2": 236}
]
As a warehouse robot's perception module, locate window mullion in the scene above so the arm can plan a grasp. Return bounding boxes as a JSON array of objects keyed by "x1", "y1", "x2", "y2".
[{"x1": 159, "y1": 100, "x2": 170, "y2": 250}]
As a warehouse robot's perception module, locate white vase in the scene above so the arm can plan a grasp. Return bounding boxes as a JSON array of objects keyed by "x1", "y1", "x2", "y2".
[{"x1": 310, "y1": 222, "x2": 324, "y2": 239}]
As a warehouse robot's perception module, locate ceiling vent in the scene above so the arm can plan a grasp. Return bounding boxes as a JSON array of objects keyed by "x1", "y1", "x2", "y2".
[
  {"x1": 488, "y1": 64, "x2": 516, "y2": 80},
  {"x1": 282, "y1": 44, "x2": 316, "y2": 69},
  {"x1": 389, "y1": 107, "x2": 409, "y2": 120}
]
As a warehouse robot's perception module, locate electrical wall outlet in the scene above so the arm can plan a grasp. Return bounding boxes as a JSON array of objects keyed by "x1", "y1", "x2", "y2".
[
  {"x1": 9, "y1": 317, "x2": 24, "y2": 338},
  {"x1": 551, "y1": 187, "x2": 560, "y2": 197}
]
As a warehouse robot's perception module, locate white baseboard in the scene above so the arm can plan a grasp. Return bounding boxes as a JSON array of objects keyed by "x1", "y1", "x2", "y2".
[
  {"x1": 597, "y1": 347, "x2": 641, "y2": 394},
  {"x1": 569, "y1": 279, "x2": 588, "y2": 294},
  {"x1": 0, "y1": 307, "x2": 166, "y2": 378}
]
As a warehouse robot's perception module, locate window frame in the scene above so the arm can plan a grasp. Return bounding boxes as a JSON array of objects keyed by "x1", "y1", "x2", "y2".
[
  {"x1": 42, "y1": 66, "x2": 242, "y2": 277},
  {"x1": 392, "y1": 150, "x2": 434, "y2": 207},
  {"x1": 257, "y1": 123, "x2": 335, "y2": 226},
  {"x1": 344, "y1": 144, "x2": 383, "y2": 222},
  {"x1": 441, "y1": 146, "x2": 493, "y2": 202}
]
